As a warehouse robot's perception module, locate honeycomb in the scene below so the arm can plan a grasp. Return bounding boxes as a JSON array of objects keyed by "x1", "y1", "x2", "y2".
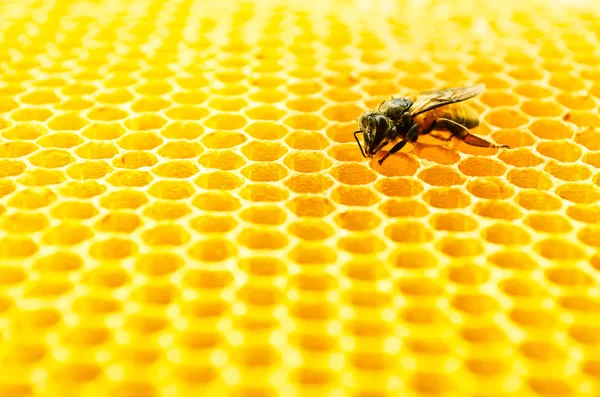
[{"x1": 1, "y1": 0, "x2": 600, "y2": 395}]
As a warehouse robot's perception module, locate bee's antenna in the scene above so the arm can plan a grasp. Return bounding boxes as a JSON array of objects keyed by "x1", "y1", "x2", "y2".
[{"x1": 353, "y1": 130, "x2": 366, "y2": 158}]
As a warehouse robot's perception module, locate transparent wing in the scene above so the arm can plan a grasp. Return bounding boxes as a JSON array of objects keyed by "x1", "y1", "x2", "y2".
[{"x1": 408, "y1": 84, "x2": 485, "y2": 116}]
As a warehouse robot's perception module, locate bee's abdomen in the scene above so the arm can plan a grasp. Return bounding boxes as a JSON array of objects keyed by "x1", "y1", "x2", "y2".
[{"x1": 435, "y1": 103, "x2": 480, "y2": 129}]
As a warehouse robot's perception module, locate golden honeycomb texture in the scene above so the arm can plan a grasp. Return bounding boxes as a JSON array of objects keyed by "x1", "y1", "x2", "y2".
[{"x1": 1, "y1": 0, "x2": 600, "y2": 396}]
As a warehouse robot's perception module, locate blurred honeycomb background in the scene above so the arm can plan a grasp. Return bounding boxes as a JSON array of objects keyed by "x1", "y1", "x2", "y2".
[{"x1": 1, "y1": 0, "x2": 600, "y2": 396}]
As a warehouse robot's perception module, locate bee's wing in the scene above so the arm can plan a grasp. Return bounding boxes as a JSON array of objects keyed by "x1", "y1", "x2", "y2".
[{"x1": 408, "y1": 84, "x2": 485, "y2": 117}]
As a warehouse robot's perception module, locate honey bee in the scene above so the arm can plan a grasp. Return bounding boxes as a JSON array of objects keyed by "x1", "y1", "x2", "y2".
[{"x1": 354, "y1": 83, "x2": 509, "y2": 165}]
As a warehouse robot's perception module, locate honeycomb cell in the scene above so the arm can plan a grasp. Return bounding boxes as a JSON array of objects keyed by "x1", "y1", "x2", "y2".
[
  {"x1": 422, "y1": 188, "x2": 471, "y2": 209},
  {"x1": 245, "y1": 121, "x2": 288, "y2": 140},
  {"x1": 188, "y1": 239, "x2": 236, "y2": 262},
  {"x1": 240, "y1": 183, "x2": 288, "y2": 202},
  {"x1": 201, "y1": 131, "x2": 247, "y2": 149},
  {"x1": 241, "y1": 141, "x2": 287, "y2": 162},
  {"x1": 90, "y1": 238, "x2": 137, "y2": 260},
  {"x1": 430, "y1": 213, "x2": 478, "y2": 232},
  {"x1": 458, "y1": 157, "x2": 507, "y2": 177},
  {"x1": 473, "y1": 201, "x2": 523, "y2": 220},
  {"x1": 418, "y1": 166, "x2": 465, "y2": 186},
  {"x1": 283, "y1": 151, "x2": 331, "y2": 173},
  {"x1": 7, "y1": 187, "x2": 57, "y2": 209},
  {"x1": 576, "y1": 127, "x2": 600, "y2": 151},
  {"x1": 492, "y1": 128, "x2": 537, "y2": 148},
  {"x1": 241, "y1": 163, "x2": 288, "y2": 182},
  {"x1": 42, "y1": 222, "x2": 94, "y2": 246},
  {"x1": 536, "y1": 140, "x2": 582, "y2": 163},
  {"x1": 2, "y1": 123, "x2": 47, "y2": 140},
  {"x1": 285, "y1": 130, "x2": 329, "y2": 150},
  {"x1": 507, "y1": 168, "x2": 553, "y2": 190},
  {"x1": 520, "y1": 100, "x2": 564, "y2": 117},
  {"x1": 545, "y1": 162, "x2": 591, "y2": 181},
  {"x1": 385, "y1": 221, "x2": 434, "y2": 243},
  {"x1": 66, "y1": 160, "x2": 112, "y2": 180},
  {"x1": 485, "y1": 108, "x2": 528, "y2": 128},
  {"x1": 535, "y1": 238, "x2": 586, "y2": 261},
  {"x1": 0, "y1": 141, "x2": 39, "y2": 158},
  {"x1": 391, "y1": 248, "x2": 438, "y2": 269}
]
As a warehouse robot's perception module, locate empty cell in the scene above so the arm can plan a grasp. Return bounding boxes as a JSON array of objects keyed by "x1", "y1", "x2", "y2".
[
  {"x1": 158, "y1": 142, "x2": 204, "y2": 160},
  {"x1": 1, "y1": 211, "x2": 48, "y2": 233},
  {"x1": 535, "y1": 238, "x2": 586, "y2": 261},
  {"x1": 374, "y1": 177, "x2": 423, "y2": 197},
  {"x1": 238, "y1": 228, "x2": 288, "y2": 250},
  {"x1": 42, "y1": 222, "x2": 94, "y2": 246},
  {"x1": 575, "y1": 127, "x2": 600, "y2": 150},
  {"x1": 510, "y1": 307, "x2": 555, "y2": 328},
  {"x1": 208, "y1": 97, "x2": 248, "y2": 112},
  {"x1": 82, "y1": 123, "x2": 126, "y2": 140},
  {"x1": 288, "y1": 243, "x2": 337, "y2": 265},
  {"x1": 577, "y1": 226, "x2": 600, "y2": 248},
  {"x1": 37, "y1": 132, "x2": 83, "y2": 148},
  {"x1": 565, "y1": 110, "x2": 600, "y2": 129},
  {"x1": 285, "y1": 97, "x2": 326, "y2": 112},
  {"x1": 203, "y1": 113, "x2": 247, "y2": 130},
  {"x1": 75, "y1": 142, "x2": 119, "y2": 159},
  {"x1": 545, "y1": 162, "x2": 591, "y2": 181},
  {"x1": 396, "y1": 277, "x2": 443, "y2": 297},
  {"x1": 391, "y1": 248, "x2": 438, "y2": 269},
  {"x1": 0, "y1": 141, "x2": 39, "y2": 158},
  {"x1": 249, "y1": 89, "x2": 287, "y2": 104},
  {"x1": 569, "y1": 325, "x2": 600, "y2": 346},
  {"x1": 289, "y1": 300, "x2": 336, "y2": 321},
  {"x1": 95, "y1": 211, "x2": 142, "y2": 233},
  {"x1": 94, "y1": 89, "x2": 134, "y2": 104},
  {"x1": 556, "y1": 183, "x2": 600, "y2": 204},
  {"x1": 161, "y1": 121, "x2": 204, "y2": 140},
  {"x1": 20, "y1": 89, "x2": 60, "y2": 105},
  {"x1": 29, "y1": 149, "x2": 73, "y2": 168},
  {"x1": 131, "y1": 97, "x2": 171, "y2": 112},
  {"x1": 284, "y1": 131, "x2": 329, "y2": 151},
  {"x1": 58, "y1": 98, "x2": 95, "y2": 110},
  {"x1": 125, "y1": 114, "x2": 168, "y2": 131},
  {"x1": 437, "y1": 236, "x2": 484, "y2": 258},
  {"x1": 331, "y1": 186, "x2": 378, "y2": 206},
  {"x1": 288, "y1": 81, "x2": 323, "y2": 95},
  {"x1": 152, "y1": 160, "x2": 199, "y2": 179},
  {"x1": 60, "y1": 181, "x2": 106, "y2": 199},
  {"x1": 474, "y1": 201, "x2": 523, "y2": 220},
  {"x1": 507, "y1": 168, "x2": 553, "y2": 190},
  {"x1": 418, "y1": 166, "x2": 465, "y2": 186},
  {"x1": 514, "y1": 82, "x2": 553, "y2": 98},
  {"x1": 485, "y1": 108, "x2": 528, "y2": 128},
  {"x1": 9, "y1": 107, "x2": 51, "y2": 122},
  {"x1": 430, "y1": 213, "x2": 478, "y2": 232},
  {"x1": 508, "y1": 65, "x2": 545, "y2": 80},
  {"x1": 0, "y1": 264, "x2": 26, "y2": 286},
  {"x1": 0, "y1": 98, "x2": 19, "y2": 113},
  {"x1": 492, "y1": 128, "x2": 536, "y2": 148},
  {"x1": 583, "y1": 361, "x2": 600, "y2": 379},
  {"x1": 241, "y1": 163, "x2": 288, "y2": 182},
  {"x1": 536, "y1": 140, "x2": 582, "y2": 163},
  {"x1": 477, "y1": 75, "x2": 511, "y2": 89},
  {"x1": 338, "y1": 234, "x2": 386, "y2": 254},
  {"x1": 282, "y1": 152, "x2": 331, "y2": 173},
  {"x1": 447, "y1": 263, "x2": 490, "y2": 285},
  {"x1": 479, "y1": 91, "x2": 520, "y2": 107},
  {"x1": 452, "y1": 293, "x2": 498, "y2": 315},
  {"x1": 519, "y1": 341, "x2": 565, "y2": 362},
  {"x1": 515, "y1": 190, "x2": 561, "y2": 211},
  {"x1": 326, "y1": 143, "x2": 364, "y2": 162},
  {"x1": 458, "y1": 157, "x2": 506, "y2": 177},
  {"x1": 237, "y1": 284, "x2": 283, "y2": 307},
  {"x1": 142, "y1": 224, "x2": 190, "y2": 246},
  {"x1": 51, "y1": 201, "x2": 98, "y2": 220},
  {"x1": 47, "y1": 113, "x2": 88, "y2": 130},
  {"x1": 90, "y1": 238, "x2": 137, "y2": 260},
  {"x1": 188, "y1": 238, "x2": 236, "y2": 262},
  {"x1": 322, "y1": 103, "x2": 363, "y2": 123},
  {"x1": 118, "y1": 133, "x2": 163, "y2": 151},
  {"x1": 549, "y1": 73, "x2": 586, "y2": 91},
  {"x1": 557, "y1": 92, "x2": 597, "y2": 110},
  {"x1": 408, "y1": 372, "x2": 454, "y2": 395},
  {"x1": 165, "y1": 105, "x2": 210, "y2": 121},
  {"x1": 2, "y1": 123, "x2": 47, "y2": 140},
  {"x1": 87, "y1": 106, "x2": 129, "y2": 121},
  {"x1": 147, "y1": 179, "x2": 195, "y2": 199},
  {"x1": 422, "y1": 187, "x2": 471, "y2": 209},
  {"x1": 546, "y1": 267, "x2": 593, "y2": 286},
  {"x1": 7, "y1": 187, "x2": 56, "y2": 209},
  {"x1": 330, "y1": 163, "x2": 376, "y2": 185},
  {"x1": 334, "y1": 210, "x2": 381, "y2": 232},
  {"x1": 18, "y1": 168, "x2": 65, "y2": 186},
  {"x1": 66, "y1": 160, "x2": 112, "y2": 180},
  {"x1": 99, "y1": 190, "x2": 148, "y2": 210},
  {"x1": 0, "y1": 180, "x2": 15, "y2": 198},
  {"x1": 239, "y1": 142, "x2": 287, "y2": 164},
  {"x1": 385, "y1": 221, "x2": 434, "y2": 243},
  {"x1": 525, "y1": 213, "x2": 572, "y2": 233},
  {"x1": 584, "y1": 152, "x2": 600, "y2": 169},
  {"x1": 415, "y1": 146, "x2": 461, "y2": 166},
  {"x1": 325, "y1": 121, "x2": 356, "y2": 143},
  {"x1": 136, "y1": 80, "x2": 172, "y2": 96},
  {"x1": 284, "y1": 174, "x2": 334, "y2": 194},
  {"x1": 284, "y1": 114, "x2": 327, "y2": 130},
  {"x1": 370, "y1": 153, "x2": 421, "y2": 177},
  {"x1": 190, "y1": 215, "x2": 237, "y2": 234},
  {"x1": 0, "y1": 160, "x2": 25, "y2": 177},
  {"x1": 201, "y1": 131, "x2": 247, "y2": 149},
  {"x1": 245, "y1": 121, "x2": 288, "y2": 140},
  {"x1": 240, "y1": 205, "x2": 287, "y2": 226},
  {"x1": 136, "y1": 252, "x2": 183, "y2": 277},
  {"x1": 483, "y1": 223, "x2": 531, "y2": 245},
  {"x1": 527, "y1": 378, "x2": 573, "y2": 396}
]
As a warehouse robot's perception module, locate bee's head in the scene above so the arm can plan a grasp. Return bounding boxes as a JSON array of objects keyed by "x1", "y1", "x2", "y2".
[{"x1": 356, "y1": 110, "x2": 391, "y2": 158}]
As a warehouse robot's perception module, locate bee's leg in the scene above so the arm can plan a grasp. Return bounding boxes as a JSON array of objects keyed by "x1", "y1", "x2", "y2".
[
  {"x1": 437, "y1": 118, "x2": 509, "y2": 149},
  {"x1": 378, "y1": 124, "x2": 418, "y2": 165}
]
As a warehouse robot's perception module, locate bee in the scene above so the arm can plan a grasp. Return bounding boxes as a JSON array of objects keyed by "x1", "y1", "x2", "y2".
[{"x1": 354, "y1": 83, "x2": 509, "y2": 165}]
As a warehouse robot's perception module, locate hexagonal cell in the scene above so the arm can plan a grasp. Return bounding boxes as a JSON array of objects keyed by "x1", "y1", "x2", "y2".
[
  {"x1": 0, "y1": 141, "x2": 39, "y2": 158},
  {"x1": 473, "y1": 200, "x2": 523, "y2": 220},
  {"x1": 81, "y1": 123, "x2": 126, "y2": 141},
  {"x1": 165, "y1": 105, "x2": 210, "y2": 121},
  {"x1": 374, "y1": 177, "x2": 423, "y2": 197},
  {"x1": 207, "y1": 97, "x2": 248, "y2": 112},
  {"x1": 520, "y1": 100, "x2": 564, "y2": 117},
  {"x1": 545, "y1": 162, "x2": 591, "y2": 182},
  {"x1": 161, "y1": 121, "x2": 204, "y2": 140},
  {"x1": 556, "y1": 183, "x2": 600, "y2": 204},
  {"x1": 422, "y1": 187, "x2": 471, "y2": 209},
  {"x1": 556, "y1": 92, "x2": 597, "y2": 110},
  {"x1": 201, "y1": 131, "x2": 247, "y2": 149},
  {"x1": 46, "y1": 113, "x2": 86, "y2": 131},
  {"x1": 536, "y1": 141, "x2": 583, "y2": 163},
  {"x1": 282, "y1": 151, "x2": 331, "y2": 173},
  {"x1": 142, "y1": 224, "x2": 190, "y2": 246},
  {"x1": 89, "y1": 238, "x2": 137, "y2": 260},
  {"x1": 370, "y1": 152, "x2": 420, "y2": 177},
  {"x1": 583, "y1": 152, "x2": 600, "y2": 169},
  {"x1": 379, "y1": 198, "x2": 429, "y2": 217},
  {"x1": 7, "y1": 187, "x2": 57, "y2": 209},
  {"x1": 60, "y1": 181, "x2": 107, "y2": 199},
  {"x1": 286, "y1": 196, "x2": 335, "y2": 217},
  {"x1": 575, "y1": 127, "x2": 600, "y2": 151},
  {"x1": 37, "y1": 132, "x2": 83, "y2": 148},
  {"x1": 506, "y1": 168, "x2": 553, "y2": 190},
  {"x1": 94, "y1": 89, "x2": 135, "y2": 105},
  {"x1": 42, "y1": 222, "x2": 94, "y2": 246},
  {"x1": 430, "y1": 213, "x2": 478, "y2": 232},
  {"x1": 535, "y1": 238, "x2": 586, "y2": 261},
  {"x1": 514, "y1": 82, "x2": 553, "y2": 98},
  {"x1": 124, "y1": 114, "x2": 168, "y2": 131},
  {"x1": 385, "y1": 221, "x2": 434, "y2": 243},
  {"x1": 2, "y1": 123, "x2": 47, "y2": 140},
  {"x1": 190, "y1": 215, "x2": 237, "y2": 234},
  {"x1": 188, "y1": 238, "x2": 236, "y2": 262},
  {"x1": 528, "y1": 119, "x2": 574, "y2": 140},
  {"x1": 485, "y1": 108, "x2": 528, "y2": 128},
  {"x1": 287, "y1": 81, "x2": 323, "y2": 95},
  {"x1": 244, "y1": 121, "x2": 288, "y2": 140},
  {"x1": 284, "y1": 114, "x2": 327, "y2": 130},
  {"x1": 285, "y1": 97, "x2": 327, "y2": 112},
  {"x1": 192, "y1": 191, "x2": 241, "y2": 212},
  {"x1": 131, "y1": 97, "x2": 171, "y2": 112},
  {"x1": 195, "y1": 170, "x2": 244, "y2": 190},
  {"x1": 490, "y1": 128, "x2": 536, "y2": 149},
  {"x1": 135, "y1": 81, "x2": 172, "y2": 96},
  {"x1": 249, "y1": 89, "x2": 287, "y2": 104},
  {"x1": 75, "y1": 142, "x2": 119, "y2": 160},
  {"x1": 329, "y1": 163, "x2": 376, "y2": 185},
  {"x1": 549, "y1": 73, "x2": 586, "y2": 91},
  {"x1": 241, "y1": 141, "x2": 287, "y2": 162},
  {"x1": 564, "y1": 110, "x2": 600, "y2": 128},
  {"x1": 285, "y1": 130, "x2": 329, "y2": 150},
  {"x1": 1, "y1": 212, "x2": 49, "y2": 233},
  {"x1": 87, "y1": 106, "x2": 129, "y2": 121},
  {"x1": 0, "y1": 159, "x2": 25, "y2": 178},
  {"x1": 284, "y1": 174, "x2": 334, "y2": 194},
  {"x1": 418, "y1": 166, "x2": 465, "y2": 186},
  {"x1": 66, "y1": 161, "x2": 112, "y2": 180},
  {"x1": 482, "y1": 223, "x2": 531, "y2": 245},
  {"x1": 245, "y1": 105, "x2": 285, "y2": 121},
  {"x1": 479, "y1": 91, "x2": 520, "y2": 107}
]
